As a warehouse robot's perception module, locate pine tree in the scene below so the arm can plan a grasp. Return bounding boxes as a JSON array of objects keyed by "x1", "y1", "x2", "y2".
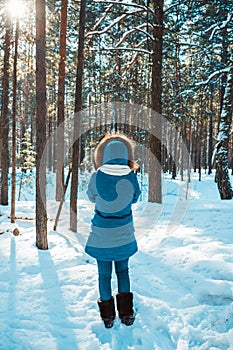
[
  {"x1": 36, "y1": 0, "x2": 48, "y2": 249},
  {"x1": 70, "y1": 0, "x2": 86, "y2": 232},
  {"x1": 11, "y1": 18, "x2": 19, "y2": 222},
  {"x1": 18, "y1": 128, "x2": 36, "y2": 201},
  {"x1": 214, "y1": 52, "x2": 233, "y2": 199},
  {"x1": 0, "y1": 8, "x2": 11, "y2": 206},
  {"x1": 56, "y1": 0, "x2": 68, "y2": 202}
]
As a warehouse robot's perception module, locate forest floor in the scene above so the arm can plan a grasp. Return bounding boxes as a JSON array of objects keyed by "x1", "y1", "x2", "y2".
[{"x1": 0, "y1": 171, "x2": 233, "y2": 350}]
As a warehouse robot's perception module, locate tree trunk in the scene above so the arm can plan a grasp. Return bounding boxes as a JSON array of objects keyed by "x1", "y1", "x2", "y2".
[
  {"x1": 11, "y1": 19, "x2": 19, "y2": 223},
  {"x1": 70, "y1": 0, "x2": 86, "y2": 232},
  {"x1": 149, "y1": 0, "x2": 164, "y2": 203},
  {"x1": 215, "y1": 54, "x2": 233, "y2": 199},
  {"x1": 47, "y1": 115, "x2": 53, "y2": 171},
  {"x1": 219, "y1": 6, "x2": 229, "y2": 120},
  {"x1": 208, "y1": 91, "x2": 213, "y2": 174},
  {"x1": 36, "y1": 0, "x2": 48, "y2": 249},
  {"x1": 172, "y1": 127, "x2": 177, "y2": 179},
  {"x1": 56, "y1": 0, "x2": 68, "y2": 201},
  {"x1": 198, "y1": 116, "x2": 203, "y2": 181},
  {"x1": 0, "y1": 14, "x2": 11, "y2": 206},
  {"x1": 193, "y1": 119, "x2": 198, "y2": 173}
]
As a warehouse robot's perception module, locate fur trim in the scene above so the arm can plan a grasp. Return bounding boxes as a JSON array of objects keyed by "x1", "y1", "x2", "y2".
[
  {"x1": 98, "y1": 164, "x2": 131, "y2": 176},
  {"x1": 94, "y1": 133, "x2": 136, "y2": 170}
]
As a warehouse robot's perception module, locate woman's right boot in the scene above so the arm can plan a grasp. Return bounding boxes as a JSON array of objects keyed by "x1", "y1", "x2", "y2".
[{"x1": 97, "y1": 296, "x2": 116, "y2": 328}]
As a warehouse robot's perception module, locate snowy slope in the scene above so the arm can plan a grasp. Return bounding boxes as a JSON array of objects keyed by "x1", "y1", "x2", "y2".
[{"x1": 0, "y1": 172, "x2": 233, "y2": 350}]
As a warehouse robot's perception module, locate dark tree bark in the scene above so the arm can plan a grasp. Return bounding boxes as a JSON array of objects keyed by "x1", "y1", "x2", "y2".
[
  {"x1": 215, "y1": 53, "x2": 233, "y2": 199},
  {"x1": 36, "y1": 0, "x2": 48, "y2": 249},
  {"x1": 47, "y1": 114, "x2": 53, "y2": 171},
  {"x1": 208, "y1": 89, "x2": 213, "y2": 175},
  {"x1": 70, "y1": 0, "x2": 86, "y2": 232},
  {"x1": 171, "y1": 127, "x2": 178, "y2": 179},
  {"x1": 148, "y1": 0, "x2": 164, "y2": 203},
  {"x1": 11, "y1": 19, "x2": 19, "y2": 223},
  {"x1": 198, "y1": 116, "x2": 203, "y2": 181},
  {"x1": 218, "y1": 3, "x2": 229, "y2": 122},
  {"x1": 56, "y1": 0, "x2": 68, "y2": 201},
  {"x1": 0, "y1": 13, "x2": 11, "y2": 206}
]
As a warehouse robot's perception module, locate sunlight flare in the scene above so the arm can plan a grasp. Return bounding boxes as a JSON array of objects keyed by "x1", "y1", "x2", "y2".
[{"x1": 7, "y1": 0, "x2": 26, "y2": 19}]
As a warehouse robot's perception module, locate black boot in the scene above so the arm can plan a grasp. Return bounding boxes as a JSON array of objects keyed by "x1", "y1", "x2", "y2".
[
  {"x1": 97, "y1": 296, "x2": 116, "y2": 328},
  {"x1": 116, "y1": 292, "x2": 135, "y2": 326}
]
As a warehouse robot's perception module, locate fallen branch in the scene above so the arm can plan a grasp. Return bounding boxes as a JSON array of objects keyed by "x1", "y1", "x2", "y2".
[{"x1": 53, "y1": 163, "x2": 72, "y2": 231}]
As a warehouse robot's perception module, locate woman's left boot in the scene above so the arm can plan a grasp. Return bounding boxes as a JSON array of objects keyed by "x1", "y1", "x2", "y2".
[
  {"x1": 97, "y1": 296, "x2": 116, "y2": 328},
  {"x1": 116, "y1": 292, "x2": 135, "y2": 326}
]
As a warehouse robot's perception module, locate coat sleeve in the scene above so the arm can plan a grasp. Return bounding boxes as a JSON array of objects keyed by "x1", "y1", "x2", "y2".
[
  {"x1": 87, "y1": 172, "x2": 98, "y2": 203},
  {"x1": 132, "y1": 173, "x2": 141, "y2": 203}
]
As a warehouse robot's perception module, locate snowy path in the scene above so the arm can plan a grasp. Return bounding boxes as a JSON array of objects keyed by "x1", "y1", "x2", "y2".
[{"x1": 1, "y1": 173, "x2": 233, "y2": 349}]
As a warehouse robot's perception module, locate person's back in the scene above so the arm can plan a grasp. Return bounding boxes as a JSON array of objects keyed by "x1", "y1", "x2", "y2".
[{"x1": 85, "y1": 133, "x2": 141, "y2": 328}]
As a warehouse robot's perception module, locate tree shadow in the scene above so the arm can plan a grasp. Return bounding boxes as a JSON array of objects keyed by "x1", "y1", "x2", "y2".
[{"x1": 38, "y1": 249, "x2": 80, "y2": 350}]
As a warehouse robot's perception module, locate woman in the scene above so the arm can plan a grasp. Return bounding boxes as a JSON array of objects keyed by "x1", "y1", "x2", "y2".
[{"x1": 85, "y1": 133, "x2": 141, "y2": 328}]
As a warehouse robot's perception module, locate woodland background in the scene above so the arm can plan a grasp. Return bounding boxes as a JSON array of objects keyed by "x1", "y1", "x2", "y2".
[{"x1": 0, "y1": 0, "x2": 232, "y2": 247}]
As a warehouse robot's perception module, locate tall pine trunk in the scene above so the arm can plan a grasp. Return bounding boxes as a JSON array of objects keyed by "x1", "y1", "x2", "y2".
[
  {"x1": 36, "y1": 0, "x2": 48, "y2": 249},
  {"x1": 11, "y1": 19, "x2": 19, "y2": 223},
  {"x1": 56, "y1": 0, "x2": 68, "y2": 201},
  {"x1": 0, "y1": 13, "x2": 11, "y2": 206},
  {"x1": 215, "y1": 54, "x2": 233, "y2": 199},
  {"x1": 148, "y1": 0, "x2": 164, "y2": 203},
  {"x1": 208, "y1": 89, "x2": 213, "y2": 175},
  {"x1": 70, "y1": 0, "x2": 86, "y2": 232}
]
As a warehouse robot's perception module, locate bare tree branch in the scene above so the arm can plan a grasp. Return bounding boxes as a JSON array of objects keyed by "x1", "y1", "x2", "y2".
[
  {"x1": 204, "y1": 12, "x2": 233, "y2": 41},
  {"x1": 90, "y1": 4, "x2": 114, "y2": 33},
  {"x1": 87, "y1": 9, "x2": 144, "y2": 37},
  {"x1": 195, "y1": 67, "x2": 230, "y2": 86},
  {"x1": 91, "y1": 44, "x2": 153, "y2": 55},
  {"x1": 93, "y1": 0, "x2": 154, "y2": 14},
  {"x1": 116, "y1": 24, "x2": 154, "y2": 47}
]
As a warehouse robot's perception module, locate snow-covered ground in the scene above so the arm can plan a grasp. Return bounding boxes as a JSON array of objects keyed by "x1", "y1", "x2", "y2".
[{"x1": 1, "y1": 171, "x2": 233, "y2": 350}]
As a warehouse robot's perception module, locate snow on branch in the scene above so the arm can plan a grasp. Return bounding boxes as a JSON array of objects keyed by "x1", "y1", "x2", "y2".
[
  {"x1": 195, "y1": 68, "x2": 230, "y2": 86},
  {"x1": 125, "y1": 52, "x2": 138, "y2": 69},
  {"x1": 86, "y1": 9, "x2": 144, "y2": 37},
  {"x1": 205, "y1": 12, "x2": 232, "y2": 41},
  {"x1": 91, "y1": 45, "x2": 153, "y2": 55},
  {"x1": 116, "y1": 24, "x2": 154, "y2": 47},
  {"x1": 93, "y1": 0, "x2": 154, "y2": 15},
  {"x1": 90, "y1": 4, "x2": 114, "y2": 33},
  {"x1": 135, "y1": 38, "x2": 148, "y2": 48},
  {"x1": 121, "y1": 39, "x2": 151, "y2": 73}
]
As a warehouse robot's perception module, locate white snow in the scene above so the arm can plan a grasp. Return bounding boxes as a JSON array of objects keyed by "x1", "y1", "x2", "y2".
[{"x1": 1, "y1": 171, "x2": 233, "y2": 349}]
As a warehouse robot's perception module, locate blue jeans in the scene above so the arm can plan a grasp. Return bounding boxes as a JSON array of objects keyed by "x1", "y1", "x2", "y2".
[{"x1": 97, "y1": 259, "x2": 130, "y2": 301}]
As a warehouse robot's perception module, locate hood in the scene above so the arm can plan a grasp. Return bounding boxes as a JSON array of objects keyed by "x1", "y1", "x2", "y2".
[
  {"x1": 93, "y1": 133, "x2": 135, "y2": 170},
  {"x1": 102, "y1": 140, "x2": 128, "y2": 165}
]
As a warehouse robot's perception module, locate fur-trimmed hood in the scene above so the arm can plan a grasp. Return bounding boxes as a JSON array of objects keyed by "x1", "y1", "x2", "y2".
[{"x1": 94, "y1": 133, "x2": 136, "y2": 170}]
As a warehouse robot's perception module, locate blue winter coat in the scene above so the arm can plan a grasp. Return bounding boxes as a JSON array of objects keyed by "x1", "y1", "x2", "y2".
[{"x1": 85, "y1": 163, "x2": 141, "y2": 261}]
